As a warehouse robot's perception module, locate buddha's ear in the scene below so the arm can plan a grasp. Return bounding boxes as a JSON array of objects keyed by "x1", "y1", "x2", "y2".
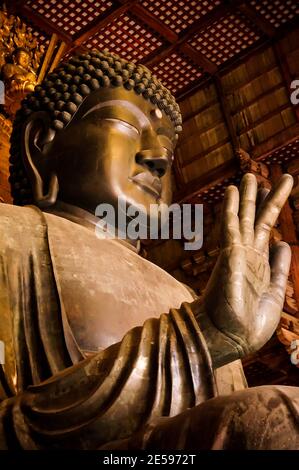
[{"x1": 22, "y1": 111, "x2": 59, "y2": 208}]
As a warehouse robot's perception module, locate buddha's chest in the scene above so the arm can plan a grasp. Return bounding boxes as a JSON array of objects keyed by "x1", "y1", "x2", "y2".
[{"x1": 46, "y1": 214, "x2": 193, "y2": 354}]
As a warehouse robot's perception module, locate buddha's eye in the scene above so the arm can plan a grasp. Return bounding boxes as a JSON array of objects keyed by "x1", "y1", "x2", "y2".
[{"x1": 103, "y1": 118, "x2": 140, "y2": 136}]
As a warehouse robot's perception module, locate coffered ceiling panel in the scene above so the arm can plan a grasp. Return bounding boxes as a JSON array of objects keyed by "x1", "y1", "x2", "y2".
[
  {"x1": 83, "y1": 12, "x2": 164, "y2": 62},
  {"x1": 188, "y1": 13, "x2": 262, "y2": 66},
  {"x1": 26, "y1": 0, "x2": 113, "y2": 36},
  {"x1": 4, "y1": 0, "x2": 299, "y2": 98},
  {"x1": 140, "y1": 0, "x2": 221, "y2": 34}
]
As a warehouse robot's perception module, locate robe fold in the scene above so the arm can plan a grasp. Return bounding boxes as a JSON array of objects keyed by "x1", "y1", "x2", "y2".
[
  {"x1": 0, "y1": 204, "x2": 216, "y2": 449},
  {"x1": 1, "y1": 204, "x2": 298, "y2": 450}
]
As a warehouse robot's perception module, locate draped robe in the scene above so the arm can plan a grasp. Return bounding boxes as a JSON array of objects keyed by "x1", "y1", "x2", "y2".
[
  {"x1": 0, "y1": 203, "x2": 215, "y2": 449},
  {"x1": 0, "y1": 203, "x2": 298, "y2": 450}
]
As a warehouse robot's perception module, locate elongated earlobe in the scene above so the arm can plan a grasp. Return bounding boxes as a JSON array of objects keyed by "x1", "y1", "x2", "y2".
[{"x1": 22, "y1": 111, "x2": 59, "y2": 208}]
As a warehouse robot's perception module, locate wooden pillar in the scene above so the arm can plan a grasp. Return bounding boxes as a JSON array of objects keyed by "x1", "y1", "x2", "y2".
[{"x1": 271, "y1": 163, "x2": 299, "y2": 317}]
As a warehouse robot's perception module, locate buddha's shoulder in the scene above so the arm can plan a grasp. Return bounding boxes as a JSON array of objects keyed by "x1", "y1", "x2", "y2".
[
  {"x1": 0, "y1": 204, "x2": 47, "y2": 249},
  {"x1": 0, "y1": 203, "x2": 44, "y2": 225}
]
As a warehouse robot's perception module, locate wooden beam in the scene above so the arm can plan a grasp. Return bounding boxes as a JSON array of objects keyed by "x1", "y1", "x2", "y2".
[
  {"x1": 179, "y1": 117, "x2": 224, "y2": 145},
  {"x1": 134, "y1": 7, "x2": 218, "y2": 78},
  {"x1": 177, "y1": 2, "x2": 229, "y2": 44},
  {"x1": 144, "y1": 41, "x2": 216, "y2": 76},
  {"x1": 179, "y1": 43, "x2": 217, "y2": 74},
  {"x1": 181, "y1": 137, "x2": 230, "y2": 168},
  {"x1": 172, "y1": 154, "x2": 185, "y2": 190},
  {"x1": 73, "y1": 0, "x2": 138, "y2": 46},
  {"x1": 216, "y1": 17, "x2": 299, "y2": 82},
  {"x1": 287, "y1": 159, "x2": 299, "y2": 177},
  {"x1": 18, "y1": 4, "x2": 72, "y2": 44},
  {"x1": 253, "y1": 123, "x2": 299, "y2": 161},
  {"x1": 214, "y1": 76, "x2": 239, "y2": 152},
  {"x1": 221, "y1": 61, "x2": 278, "y2": 95},
  {"x1": 131, "y1": 3, "x2": 177, "y2": 43},
  {"x1": 236, "y1": 2, "x2": 276, "y2": 38},
  {"x1": 177, "y1": 76, "x2": 212, "y2": 102},
  {"x1": 143, "y1": 43, "x2": 175, "y2": 67},
  {"x1": 182, "y1": 97, "x2": 219, "y2": 123},
  {"x1": 174, "y1": 159, "x2": 237, "y2": 204},
  {"x1": 231, "y1": 83, "x2": 284, "y2": 116},
  {"x1": 37, "y1": 33, "x2": 58, "y2": 84},
  {"x1": 237, "y1": 103, "x2": 291, "y2": 137},
  {"x1": 176, "y1": 39, "x2": 270, "y2": 101},
  {"x1": 141, "y1": 3, "x2": 229, "y2": 72},
  {"x1": 49, "y1": 41, "x2": 67, "y2": 73},
  {"x1": 275, "y1": 44, "x2": 294, "y2": 88}
]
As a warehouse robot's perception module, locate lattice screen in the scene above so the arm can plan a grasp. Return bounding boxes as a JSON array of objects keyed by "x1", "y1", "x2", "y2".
[
  {"x1": 84, "y1": 13, "x2": 164, "y2": 63},
  {"x1": 250, "y1": 0, "x2": 299, "y2": 28},
  {"x1": 30, "y1": 26, "x2": 50, "y2": 47},
  {"x1": 140, "y1": 0, "x2": 221, "y2": 34},
  {"x1": 152, "y1": 53, "x2": 203, "y2": 94},
  {"x1": 200, "y1": 173, "x2": 242, "y2": 203},
  {"x1": 11, "y1": 0, "x2": 299, "y2": 97},
  {"x1": 26, "y1": 0, "x2": 113, "y2": 36},
  {"x1": 198, "y1": 139, "x2": 299, "y2": 203},
  {"x1": 264, "y1": 139, "x2": 299, "y2": 165},
  {"x1": 189, "y1": 13, "x2": 261, "y2": 66}
]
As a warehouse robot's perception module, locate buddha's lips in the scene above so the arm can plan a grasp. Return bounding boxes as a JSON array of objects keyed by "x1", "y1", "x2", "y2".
[{"x1": 130, "y1": 173, "x2": 162, "y2": 198}]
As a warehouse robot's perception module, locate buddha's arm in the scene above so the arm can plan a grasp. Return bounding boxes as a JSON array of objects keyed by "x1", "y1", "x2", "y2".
[
  {"x1": 0, "y1": 204, "x2": 242, "y2": 449},
  {"x1": 0, "y1": 302, "x2": 218, "y2": 449}
]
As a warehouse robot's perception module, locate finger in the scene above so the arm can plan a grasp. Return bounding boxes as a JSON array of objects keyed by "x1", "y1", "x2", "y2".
[
  {"x1": 254, "y1": 242, "x2": 291, "y2": 349},
  {"x1": 220, "y1": 185, "x2": 240, "y2": 247},
  {"x1": 239, "y1": 173, "x2": 257, "y2": 246},
  {"x1": 256, "y1": 187, "x2": 270, "y2": 260},
  {"x1": 255, "y1": 187, "x2": 270, "y2": 218},
  {"x1": 268, "y1": 241, "x2": 291, "y2": 307},
  {"x1": 254, "y1": 174, "x2": 293, "y2": 252}
]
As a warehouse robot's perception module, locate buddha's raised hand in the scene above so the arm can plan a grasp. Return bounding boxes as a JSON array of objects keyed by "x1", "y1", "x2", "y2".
[{"x1": 197, "y1": 173, "x2": 293, "y2": 367}]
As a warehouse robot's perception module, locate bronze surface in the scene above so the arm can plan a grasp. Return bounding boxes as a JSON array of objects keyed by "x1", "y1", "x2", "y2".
[{"x1": 0, "y1": 50, "x2": 298, "y2": 449}]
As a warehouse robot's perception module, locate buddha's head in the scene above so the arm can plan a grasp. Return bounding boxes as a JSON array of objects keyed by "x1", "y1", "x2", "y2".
[
  {"x1": 9, "y1": 49, "x2": 182, "y2": 223},
  {"x1": 14, "y1": 48, "x2": 30, "y2": 69}
]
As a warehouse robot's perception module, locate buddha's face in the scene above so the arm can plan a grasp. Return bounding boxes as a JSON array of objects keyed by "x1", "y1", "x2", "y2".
[
  {"x1": 16, "y1": 50, "x2": 30, "y2": 68},
  {"x1": 46, "y1": 87, "x2": 176, "y2": 218}
]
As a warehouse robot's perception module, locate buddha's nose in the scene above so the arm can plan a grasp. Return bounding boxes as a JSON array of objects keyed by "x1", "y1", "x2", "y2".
[{"x1": 135, "y1": 149, "x2": 169, "y2": 178}]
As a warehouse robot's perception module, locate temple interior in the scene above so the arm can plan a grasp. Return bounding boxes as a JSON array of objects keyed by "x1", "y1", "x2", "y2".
[{"x1": 0, "y1": 0, "x2": 298, "y2": 391}]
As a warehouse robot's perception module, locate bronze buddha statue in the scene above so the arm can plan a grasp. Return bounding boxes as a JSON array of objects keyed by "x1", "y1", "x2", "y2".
[{"x1": 0, "y1": 49, "x2": 298, "y2": 450}]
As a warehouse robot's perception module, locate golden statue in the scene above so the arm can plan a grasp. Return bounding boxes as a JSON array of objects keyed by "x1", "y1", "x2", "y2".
[
  {"x1": 0, "y1": 8, "x2": 43, "y2": 116},
  {"x1": 0, "y1": 49, "x2": 298, "y2": 450},
  {"x1": 2, "y1": 47, "x2": 36, "y2": 94}
]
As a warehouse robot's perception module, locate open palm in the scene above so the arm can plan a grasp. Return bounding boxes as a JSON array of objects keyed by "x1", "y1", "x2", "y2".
[{"x1": 203, "y1": 173, "x2": 293, "y2": 356}]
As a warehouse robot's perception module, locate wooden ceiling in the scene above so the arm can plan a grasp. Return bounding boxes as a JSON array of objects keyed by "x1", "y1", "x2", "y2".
[
  {"x1": 2, "y1": 0, "x2": 299, "y2": 206},
  {"x1": 4, "y1": 0, "x2": 299, "y2": 98}
]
